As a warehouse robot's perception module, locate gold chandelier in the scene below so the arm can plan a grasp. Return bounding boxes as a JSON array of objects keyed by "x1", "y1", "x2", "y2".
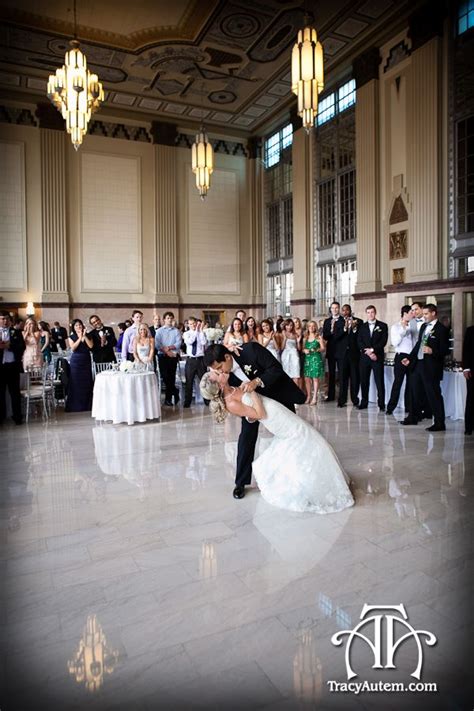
[
  {"x1": 192, "y1": 127, "x2": 214, "y2": 200},
  {"x1": 47, "y1": 1, "x2": 103, "y2": 150},
  {"x1": 291, "y1": 14, "x2": 324, "y2": 132}
]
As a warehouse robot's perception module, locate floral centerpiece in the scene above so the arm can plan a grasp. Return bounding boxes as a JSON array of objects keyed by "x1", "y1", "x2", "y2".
[
  {"x1": 120, "y1": 360, "x2": 134, "y2": 373},
  {"x1": 204, "y1": 327, "x2": 224, "y2": 344}
]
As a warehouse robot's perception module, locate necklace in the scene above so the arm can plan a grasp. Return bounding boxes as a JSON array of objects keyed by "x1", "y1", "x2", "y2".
[{"x1": 224, "y1": 386, "x2": 236, "y2": 400}]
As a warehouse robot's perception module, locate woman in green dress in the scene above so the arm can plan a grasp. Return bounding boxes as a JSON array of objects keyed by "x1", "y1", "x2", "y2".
[{"x1": 303, "y1": 320, "x2": 325, "y2": 405}]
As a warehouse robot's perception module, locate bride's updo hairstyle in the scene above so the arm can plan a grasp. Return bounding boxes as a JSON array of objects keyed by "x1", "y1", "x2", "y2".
[{"x1": 200, "y1": 372, "x2": 228, "y2": 424}]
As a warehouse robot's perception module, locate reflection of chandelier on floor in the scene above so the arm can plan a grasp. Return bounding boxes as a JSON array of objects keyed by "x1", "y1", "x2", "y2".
[
  {"x1": 68, "y1": 614, "x2": 119, "y2": 692},
  {"x1": 47, "y1": 0, "x2": 103, "y2": 150},
  {"x1": 291, "y1": 13, "x2": 324, "y2": 132}
]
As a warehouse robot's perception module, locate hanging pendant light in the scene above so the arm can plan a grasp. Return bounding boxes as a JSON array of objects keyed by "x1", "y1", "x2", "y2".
[
  {"x1": 192, "y1": 127, "x2": 214, "y2": 200},
  {"x1": 47, "y1": 0, "x2": 104, "y2": 150},
  {"x1": 291, "y1": 13, "x2": 324, "y2": 132}
]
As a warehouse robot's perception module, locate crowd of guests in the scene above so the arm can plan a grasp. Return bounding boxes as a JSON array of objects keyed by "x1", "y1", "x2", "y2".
[{"x1": 0, "y1": 304, "x2": 472, "y2": 434}]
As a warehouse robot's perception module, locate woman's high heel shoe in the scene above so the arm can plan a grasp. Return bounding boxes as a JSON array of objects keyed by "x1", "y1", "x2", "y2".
[{"x1": 310, "y1": 398, "x2": 317, "y2": 406}]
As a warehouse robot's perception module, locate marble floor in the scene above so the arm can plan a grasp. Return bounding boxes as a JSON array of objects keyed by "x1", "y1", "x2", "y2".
[{"x1": 1, "y1": 400, "x2": 473, "y2": 710}]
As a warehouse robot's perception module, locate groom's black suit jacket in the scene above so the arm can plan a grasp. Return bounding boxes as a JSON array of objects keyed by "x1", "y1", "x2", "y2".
[
  {"x1": 229, "y1": 342, "x2": 305, "y2": 409},
  {"x1": 229, "y1": 342, "x2": 305, "y2": 488}
]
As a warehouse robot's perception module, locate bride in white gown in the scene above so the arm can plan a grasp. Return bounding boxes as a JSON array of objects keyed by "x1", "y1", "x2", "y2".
[{"x1": 200, "y1": 372, "x2": 354, "y2": 514}]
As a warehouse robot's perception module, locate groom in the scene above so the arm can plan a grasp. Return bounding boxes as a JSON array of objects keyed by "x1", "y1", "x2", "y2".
[{"x1": 203, "y1": 342, "x2": 306, "y2": 499}]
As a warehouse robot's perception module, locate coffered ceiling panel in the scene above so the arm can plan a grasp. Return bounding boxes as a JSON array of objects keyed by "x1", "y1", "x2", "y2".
[{"x1": 0, "y1": 0, "x2": 418, "y2": 135}]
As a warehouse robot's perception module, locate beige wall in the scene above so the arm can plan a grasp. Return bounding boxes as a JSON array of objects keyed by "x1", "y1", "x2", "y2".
[{"x1": 0, "y1": 115, "x2": 255, "y2": 329}]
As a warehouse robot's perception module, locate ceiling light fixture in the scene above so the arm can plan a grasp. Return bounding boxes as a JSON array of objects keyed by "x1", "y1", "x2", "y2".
[
  {"x1": 191, "y1": 85, "x2": 214, "y2": 199},
  {"x1": 291, "y1": 12, "x2": 324, "y2": 132},
  {"x1": 47, "y1": 0, "x2": 104, "y2": 150}
]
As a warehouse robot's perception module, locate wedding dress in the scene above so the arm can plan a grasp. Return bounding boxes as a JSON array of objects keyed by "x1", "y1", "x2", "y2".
[{"x1": 242, "y1": 393, "x2": 354, "y2": 514}]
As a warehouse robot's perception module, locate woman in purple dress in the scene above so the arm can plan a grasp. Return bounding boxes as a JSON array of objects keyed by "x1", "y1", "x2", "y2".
[{"x1": 65, "y1": 319, "x2": 94, "y2": 412}]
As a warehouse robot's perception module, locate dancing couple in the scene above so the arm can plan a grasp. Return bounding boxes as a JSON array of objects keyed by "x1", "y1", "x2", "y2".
[{"x1": 201, "y1": 342, "x2": 354, "y2": 514}]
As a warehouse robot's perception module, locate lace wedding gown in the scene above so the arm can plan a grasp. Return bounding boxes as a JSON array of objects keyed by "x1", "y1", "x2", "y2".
[{"x1": 242, "y1": 393, "x2": 354, "y2": 514}]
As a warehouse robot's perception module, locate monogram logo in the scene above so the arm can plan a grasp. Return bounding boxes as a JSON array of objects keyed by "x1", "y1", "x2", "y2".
[{"x1": 331, "y1": 604, "x2": 437, "y2": 681}]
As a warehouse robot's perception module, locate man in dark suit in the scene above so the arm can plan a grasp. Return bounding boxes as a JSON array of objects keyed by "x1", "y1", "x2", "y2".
[
  {"x1": 333, "y1": 304, "x2": 362, "y2": 408},
  {"x1": 204, "y1": 342, "x2": 306, "y2": 499},
  {"x1": 87, "y1": 315, "x2": 117, "y2": 363},
  {"x1": 51, "y1": 321, "x2": 68, "y2": 351},
  {"x1": 322, "y1": 302, "x2": 344, "y2": 402},
  {"x1": 0, "y1": 311, "x2": 25, "y2": 425},
  {"x1": 400, "y1": 303, "x2": 450, "y2": 431},
  {"x1": 462, "y1": 325, "x2": 473, "y2": 435},
  {"x1": 357, "y1": 305, "x2": 388, "y2": 410}
]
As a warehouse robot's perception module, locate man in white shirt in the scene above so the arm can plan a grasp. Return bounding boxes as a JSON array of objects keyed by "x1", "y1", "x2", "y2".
[
  {"x1": 121, "y1": 310, "x2": 143, "y2": 361},
  {"x1": 183, "y1": 317, "x2": 208, "y2": 408},
  {"x1": 386, "y1": 305, "x2": 414, "y2": 415}
]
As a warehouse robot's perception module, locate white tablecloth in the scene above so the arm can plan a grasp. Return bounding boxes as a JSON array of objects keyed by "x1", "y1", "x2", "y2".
[
  {"x1": 92, "y1": 371, "x2": 161, "y2": 425},
  {"x1": 368, "y1": 367, "x2": 466, "y2": 420}
]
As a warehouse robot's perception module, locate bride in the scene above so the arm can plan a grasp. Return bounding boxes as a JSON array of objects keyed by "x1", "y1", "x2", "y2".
[{"x1": 200, "y1": 372, "x2": 354, "y2": 514}]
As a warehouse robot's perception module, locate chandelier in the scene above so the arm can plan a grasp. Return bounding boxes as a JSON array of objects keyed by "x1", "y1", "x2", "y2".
[
  {"x1": 47, "y1": 1, "x2": 104, "y2": 150},
  {"x1": 191, "y1": 127, "x2": 214, "y2": 199},
  {"x1": 291, "y1": 14, "x2": 324, "y2": 132}
]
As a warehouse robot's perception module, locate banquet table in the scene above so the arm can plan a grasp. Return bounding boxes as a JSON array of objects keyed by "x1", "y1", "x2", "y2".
[
  {"x1": 92, "y1": 370, "x2": 161, "y2": 425},
  {"x1": 367, "y1": 367, "x2": 466, "y2": 420}
]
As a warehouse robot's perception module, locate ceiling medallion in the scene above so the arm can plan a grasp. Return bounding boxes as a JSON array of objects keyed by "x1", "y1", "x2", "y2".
[{"x1": 291, "y1": 13, "x2": 324, "y2": 133}]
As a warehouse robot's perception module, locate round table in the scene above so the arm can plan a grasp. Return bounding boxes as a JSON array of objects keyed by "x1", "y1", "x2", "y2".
[{"x1": 92, "y1": 371, "x2": 161, "y2": 425}]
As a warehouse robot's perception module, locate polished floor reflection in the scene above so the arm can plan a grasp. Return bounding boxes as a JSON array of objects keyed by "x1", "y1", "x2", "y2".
[{"x1": 1, "y1": 402, "x2": 473, "y2": 710}]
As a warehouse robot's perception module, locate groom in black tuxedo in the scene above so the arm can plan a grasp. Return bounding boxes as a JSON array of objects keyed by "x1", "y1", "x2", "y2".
[
  {"x1": 203, "y1": 342, "x2": 306, "y2": 499},
  {"x1": 357, "y1": 305, "x2": 388, "y2": 410}
]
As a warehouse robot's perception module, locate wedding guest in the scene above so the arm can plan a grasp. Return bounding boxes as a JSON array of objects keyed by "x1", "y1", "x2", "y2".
[
  {"x1": 303, "y1": 320, "x2": 325, "y2": 405},
  {"x1": 121, "y1": 310, "x2": 143, "y2": 361},
  {"x1": 386, "y1": 305, "x2": 414, "y2": 415},
  {"x1": 149, "y1": 314, "x2": 161, "y2": 338},
  {"x1": 401, "y1": 304, "x2": 450, "y2": 431},
  {"x1": 65, "y1": 319, "x2": 94, "y2": 412},
  {"x1": 294, "y1": 316, "x2": 305, "y2": 380},
  {"x1": 124, "y1": 319, "x2": 132, "y2": 328},
  {"x1": 0, "y1": 312, "x2": 25, "y2": 425},
  {"x1": 235, "y1": 309, "x2": 246, "y2": 323},
  {"x1": 281, "y1": 318, "x2": 302, "y2": 387},
  {"x1": 462, "y1": 325, "x2": 474, "y2": 435},
  {"x1": 323, "y1": 302, "x2": 344, "y2": 402},
  {"x1": 39, "y1": 321, "x2": 52, "y2": 364},
  {"x1": 258, "y1": 318, "x2": 282, "y2": 361},
  {"x1": 334, "y1": 304, "x2": 362, "y2": 408},
  {"x1": 409, "y1": 301, "x2": 431, "y2": 419},
  {"x1": 51, "y1": 321, "x2": 68, "y2": 351},
  {"x1": 133, "y1": 323, "x2": 155, "y2": 368},
  {"x1": 155, "y1": 311, "x2": 182, "y2": 406},
  {"x1": 88, "y1": 314, "x2": 117, "y2": 363},
  {"x1": 244, "y1": 316, "x2": 259, "y2": 343},
  {"x1": 357, "y1": 305, "x2": 388, "y2": 411},
  {"x1": 116, "y1": 322, "x2": 127, "y2": 353},
  {"x1": 224, "y1": 318, "x2": 245, "y2": 348},
  {"x1": 22, "y1": 318, "x2": 43, "y2": 371},
  {"x1": 183, "y1": 316, "x2": 208, "y2": 407}
]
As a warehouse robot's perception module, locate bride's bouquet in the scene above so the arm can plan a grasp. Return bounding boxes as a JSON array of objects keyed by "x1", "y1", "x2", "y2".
[{"x1": 204, "y1": 327, "x2": 224, "y2": 344}]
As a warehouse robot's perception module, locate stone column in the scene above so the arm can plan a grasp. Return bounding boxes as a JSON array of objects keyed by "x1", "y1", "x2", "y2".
[
  {"x1": 353, "y1": 48, "x2": 381, "y2": 294},
  {"x1": 407, "y1": 37, "x2": 441, "y2": 280},
  {"x1": 36, "y1": 103, "x2": 70, "y2": 308},
  {"x1": 151, "y1": 122, "x2": 179, "y2": 304},
  {"x1": 291, "y1": 125, "x2": 314, "y2": 317},
  {"x1": 247, "y1": 137, "x2": 264, "y2": 311}
]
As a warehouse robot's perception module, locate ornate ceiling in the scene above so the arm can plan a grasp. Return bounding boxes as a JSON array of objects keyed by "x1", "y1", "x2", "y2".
[{"x1": 0, "y1": 0, "x2": 415, "y2": 136}]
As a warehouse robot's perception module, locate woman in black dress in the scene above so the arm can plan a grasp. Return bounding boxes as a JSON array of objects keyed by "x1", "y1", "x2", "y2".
[{"x1": 65, "y1": 319, "x2": 94, "y2": 412}]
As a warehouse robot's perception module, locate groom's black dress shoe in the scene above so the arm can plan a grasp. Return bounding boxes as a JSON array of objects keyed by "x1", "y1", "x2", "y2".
[
  {"x1": 233, "y1": 486, "x2": 245, "y2": 499},
  {"x1": 400, "y1": 417, "x2": 419, "y2": 425}
]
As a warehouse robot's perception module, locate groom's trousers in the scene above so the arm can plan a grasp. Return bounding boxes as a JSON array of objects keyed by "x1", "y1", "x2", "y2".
[{"x1": 235, "y1": 399, "x2": 296, "y2": 487}]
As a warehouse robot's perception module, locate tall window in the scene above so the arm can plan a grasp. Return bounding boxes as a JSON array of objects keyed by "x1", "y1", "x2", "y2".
[
  {"x1": 264, "y1": 123, "x2": 294, "y2": 312},
  {"x1": 458, "y1": 1, "x2": 474, "y2": 34},
  {"x1": 457, "y1": 116, "x2": 474, "y2": 235},
  {"x1": 314, "y1": 82, "x2": 357, "y2": 315}
]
